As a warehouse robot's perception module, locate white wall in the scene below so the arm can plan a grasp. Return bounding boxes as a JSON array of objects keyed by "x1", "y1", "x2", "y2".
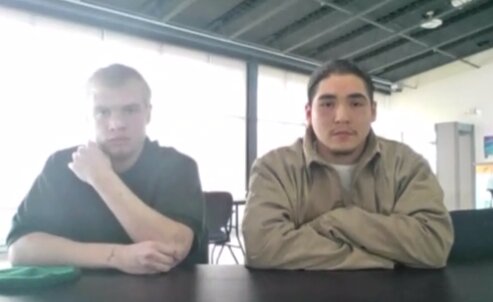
[{"x1": 387, "y1": 47, "x2": 493, "y2": 165}]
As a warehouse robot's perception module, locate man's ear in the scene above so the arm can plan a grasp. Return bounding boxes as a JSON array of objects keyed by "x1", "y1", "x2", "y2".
[
  {"x1": 305, "y1": 103, "x2": 312, "y2": 126},
  {"x1": 146, "y1": 104, "x2": 152, "y2": 124},
  {"x1": 371, "y1": 101, "x2": 377, "y2": 122}
]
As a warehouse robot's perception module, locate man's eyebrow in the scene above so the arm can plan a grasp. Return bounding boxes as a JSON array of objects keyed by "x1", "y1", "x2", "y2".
[
  {"x1": 347, "y1": 93, "x2": 368, "y2": 99},
  {"x1": 317, "y1": 93, "x2": 337, "y2": 100}
]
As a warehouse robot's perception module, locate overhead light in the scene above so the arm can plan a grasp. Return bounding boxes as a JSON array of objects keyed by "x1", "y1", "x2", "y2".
[
  {"x1": 451, "y1": 0, "x2": 474, "y2": 8},
  {"x1": 420, "y1": 11, "x2": 443, "y2": 29},
  {"x1": 421, "y1": 18, "x2": 443, "y2": 29}
]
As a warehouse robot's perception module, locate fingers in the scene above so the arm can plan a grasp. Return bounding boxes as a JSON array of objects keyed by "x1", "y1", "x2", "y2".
[
  {"x1": 148, "y1": 250, "x2": 175, "y2": 266},
  {"x1": 87, "y1": 141, "x2": 99, "y2": 149},
  {"x1": 144, "y1": 261, "x2": 172, "y2": 274},
  {"x1": 152, "y1": 242, "x2": 178, "y2": 259},
  {"x1": 69, "y1": 149, "x2": 83, "y2": 171},
  {"x1": 71, "y1": 143, "x2": 105, "y2": 164},
  {"x1": 139, "y1": 243, "x2": 178, "y2": 274},
  {"x1": 73, "y1": 143, "x2": 97, "y2": 157},
  {"x1": 119, "y1": 242, "x2": 180, "y2": 275},
  {"x1": 69, "y1": 151, "x2": 81, "y2": 170},
  {"x1": 138, "y1": 253, "x2": 173, "y2": 274},
  {"x1": 71, "y1": 146, "x2": 85, "y2": 163}
]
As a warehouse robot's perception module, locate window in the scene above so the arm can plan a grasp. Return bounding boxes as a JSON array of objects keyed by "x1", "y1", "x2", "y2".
[
  {"x1": 257, "y1": 65, "x2": 309, "y2": 156},
  {"x1": 0, "y1": 7, "x2": 246, "y2": 246}
]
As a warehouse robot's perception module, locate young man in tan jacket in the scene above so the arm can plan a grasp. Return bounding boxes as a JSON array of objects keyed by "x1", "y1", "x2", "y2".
[{"x1": 242, "y1": 60, "x2": 453, "y2": 270}]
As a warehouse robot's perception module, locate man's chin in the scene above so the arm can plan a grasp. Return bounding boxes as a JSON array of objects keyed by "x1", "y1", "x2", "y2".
[
  {"x1": 101, "y1": 146, "x2": 131, "y2": 160},
  {"x1": 109, "y1": 150, "x2": 133, "y2": 160},
  {"x1": 330, "y1": 149, "x2": 357, "y2": 156},
  {"x1": 328, "y1": 145, "x2": 358, "y2": 156}
]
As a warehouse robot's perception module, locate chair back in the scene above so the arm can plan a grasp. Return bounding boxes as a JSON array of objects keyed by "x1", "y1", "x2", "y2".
[
  {"x1": 449, "y1": 208, "x2": 493, "y2": 262},
  {"x1": 204, "y1": 191, "x2": 233, "y2": 240}
]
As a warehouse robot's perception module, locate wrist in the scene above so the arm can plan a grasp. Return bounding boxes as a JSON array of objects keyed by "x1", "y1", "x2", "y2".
[
  {"x1": 106, "y1": 244, "x2": 122, "y2": 269},
  {"x1": 89, "y1": 169, "x2": 117, "y2": 190}
]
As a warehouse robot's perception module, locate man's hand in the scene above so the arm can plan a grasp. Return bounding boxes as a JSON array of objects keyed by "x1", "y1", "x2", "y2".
[
  {"x1": 68, "y1": 142, "x2": 113, "y2": 185},
  {"x1": 111, "y1": 241, "x2": 179, "y2": 274}
]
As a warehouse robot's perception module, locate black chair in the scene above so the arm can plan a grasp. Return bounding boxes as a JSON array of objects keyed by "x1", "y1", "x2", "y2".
[
  {"x1": 204, "y1": 191, "x2": 239, "y2": 264},
  {"x1": 488, "y1": 189, "x2": 493, "y2": 208},
  {"x1": 448, "y1": 208, "x2": 493, "y2": 262}
]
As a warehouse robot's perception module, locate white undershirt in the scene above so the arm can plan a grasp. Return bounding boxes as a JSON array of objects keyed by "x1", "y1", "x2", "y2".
[{"x1": 330, "y1": 164, "x2": 356, "y2": 192}]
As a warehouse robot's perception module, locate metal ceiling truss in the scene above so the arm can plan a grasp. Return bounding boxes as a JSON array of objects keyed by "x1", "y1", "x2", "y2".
[
  {"x1": 319, "y1": 0, "x2": 479, "y2": 69},
  {"x1": 308, "y1": 0, "x2": 433, "y2": 58},
  {"x1": 1, "y1": 0, "x2": 401, "y2": 93},
  {"x1": 262, "y1": 0, "x2": 352, "y2": 46},
  {"x1": 263, "y1": 6, "x2": 334, "y2": 46},
  {"x1": 370, "y1": 23, "x2": 493, "y2": 74},
  {"x1": 229, "y1": 0, "x2": 299, "y2": 39},
  {"x1": 340, "y1": 5, "x2": 460, "y2": 60},
  {"x1": 363, "y1": 9, "x2": 493, "y2": 73},
  {"x1": 206, "y1": 0, "x2": 263, "y2": 32},
  {"x1": 283, "y1": 0, "x2": 393, "y2": 53},
  {"x1": 161, "y1": 0, "x2": 198, "y2": 23},
  {"x1": 353, "y1": 0, "x2": 493, "y2": 73}
]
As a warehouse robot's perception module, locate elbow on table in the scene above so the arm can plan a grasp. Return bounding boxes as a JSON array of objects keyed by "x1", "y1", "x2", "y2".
[{"x1": 7, "y1": 238, "x2": 31, "y2": 266}]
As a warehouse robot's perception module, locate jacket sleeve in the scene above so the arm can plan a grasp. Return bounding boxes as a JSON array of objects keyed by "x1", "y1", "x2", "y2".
[
  {"x1": 310, "y1": 155, "x2": 454, "y2": 268},
  {"x1": 242, "y1": 157, "x2": 394, "y2": 270}
]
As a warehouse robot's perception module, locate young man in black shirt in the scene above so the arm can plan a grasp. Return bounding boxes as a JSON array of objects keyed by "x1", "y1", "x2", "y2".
[{"x1": 7, "y1": 64, "x2": 206, "y2": 274}]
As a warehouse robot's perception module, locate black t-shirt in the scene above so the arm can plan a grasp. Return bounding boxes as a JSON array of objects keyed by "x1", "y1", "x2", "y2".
[{"x1": 7, "y1": 138, "x2": 207, "y2": 265}]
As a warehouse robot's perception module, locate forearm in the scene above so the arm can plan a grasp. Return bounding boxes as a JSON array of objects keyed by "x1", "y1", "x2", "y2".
[
  {"x1": 243, "y1": 217, "x2": 394, "y2": 270},
  {"x1": 311, "y1": 207, "x2": 453, "y2": 268},
  {"x1": 91, "y1": 172, "x2": 193, "y2": 260},
  {"x1": 8, "y1": 232, "x2": 118, "y2": 269}
]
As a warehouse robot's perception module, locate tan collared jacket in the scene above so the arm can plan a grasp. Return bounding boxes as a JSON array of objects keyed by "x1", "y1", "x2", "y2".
[{"x1": 243, "y1": 130, "x2": 454, "y2": 270}]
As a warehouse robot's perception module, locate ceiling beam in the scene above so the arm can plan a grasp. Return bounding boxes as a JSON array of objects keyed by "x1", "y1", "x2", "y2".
[
  {"x1": 229, "y1": 0, "x2": 299, "y2": 39},
  {"x1": 207, "y1": 0, "x2": 261, "y2": 32},
  {"x1": 263, "y1": 6, "x2": 331, "y2": 46},
  {"x1": 308, "y1": 0, "x2": 435, "y2": 60},
  {"x1": 341, "y1": 5, "x2": 461, "y2": 60},
  {"x1": 1, "y1": 0, "x2": 398, "y2": 92},
  {"x1": 3, "y1": 0, "x2": 320, "y2": 72},
  {"x1": 320, "y1": 0, "x2": 479, "y2": 69},
  {"x1": 161, "y1": 0, "x2": 197, "y2": 23},
  {"x1": 369, "y1": 24, "x2": 493, "y2": 74},
  {"x1": 283, "y1": 0, "x2": 393, "y2": 53}
]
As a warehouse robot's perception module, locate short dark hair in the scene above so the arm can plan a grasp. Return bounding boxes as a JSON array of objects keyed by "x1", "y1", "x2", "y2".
[
  {"x1": 87, "y1": 64, "x2": 151, "y2": 104},
  {"x1": 307, "y1": 60, "x2": 374, "y2": 105}
]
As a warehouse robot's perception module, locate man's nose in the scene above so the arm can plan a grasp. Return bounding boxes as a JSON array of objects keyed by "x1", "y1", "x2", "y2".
[
  {"x1": 334, "y1": 103, "x2": 350, "y2": 123},
  {"x1": 107, "y1": 111, "x2": 126, "y2": 130}
]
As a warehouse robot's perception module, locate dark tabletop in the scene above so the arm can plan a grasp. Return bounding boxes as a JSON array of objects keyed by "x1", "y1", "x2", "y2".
[{"x1": 1, "y1": 260, "x2": 492, "y2": 302}]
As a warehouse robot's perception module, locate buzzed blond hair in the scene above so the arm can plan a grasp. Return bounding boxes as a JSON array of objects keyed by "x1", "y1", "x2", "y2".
[{"x1": 87, "y1": 64, "x2": 151, "y2": 104}]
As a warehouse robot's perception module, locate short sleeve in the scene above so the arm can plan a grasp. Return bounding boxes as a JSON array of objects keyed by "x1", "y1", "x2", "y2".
[{"x1": 152, "y1": 154, "x2": 207, "y2": 265}]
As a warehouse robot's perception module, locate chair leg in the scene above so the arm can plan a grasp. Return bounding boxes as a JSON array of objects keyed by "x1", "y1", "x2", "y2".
[
  {"x1": 227, "y1": 245, "x2": 239, "y2": 264},
  {"x1": 216, "y1": 245, "x2": 225, "y2": 264},
  {"x1": 210, "y1": 244, "x2": 218, "y2": 264}
]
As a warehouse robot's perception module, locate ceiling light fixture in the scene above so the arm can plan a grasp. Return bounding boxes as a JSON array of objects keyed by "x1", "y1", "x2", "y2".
[
  {"x1": 420, "y1": 11, "x2": 443, "y2": 29},
  {"x1": 451, "y1": 0, "x2": 474, "y2": 8}
]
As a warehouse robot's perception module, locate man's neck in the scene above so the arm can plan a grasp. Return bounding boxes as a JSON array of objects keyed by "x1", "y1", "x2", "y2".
[{"x1": 316, "y1": 141, "x2": 366, "y2": 165}]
